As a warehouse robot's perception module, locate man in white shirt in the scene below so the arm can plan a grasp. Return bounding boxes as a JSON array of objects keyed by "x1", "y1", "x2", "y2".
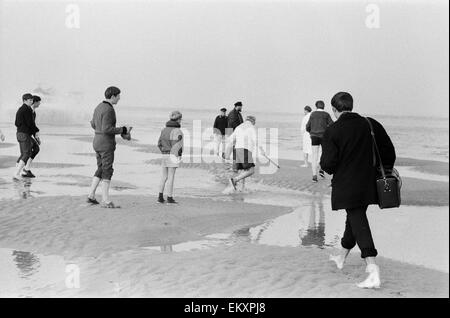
[
  {"x1": 225, "y1": 116, "x2": 265, "y2": 191},
  {"x1": 300, "y1": 106, "x2": 312, "y2": 167}
]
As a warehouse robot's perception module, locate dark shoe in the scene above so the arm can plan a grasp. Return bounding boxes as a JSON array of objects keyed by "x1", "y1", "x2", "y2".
[
  {"x1": 167, "y1": 197, "x2": 178, "y2": 204},
  {"x1": 319, "y1": 170, "x2": 325, "y2": 178},
  {"x1": 87, "y1": 197, "x2": 100, "y2": 205},
  {"x1": 21, "y1": 169, "x2": 35, "y2": 178},
  {"x1": 312, "y1": 175, "x2": 318, "y2": 183},
  {"x1": 157, "y1": 197, "x2": 165, "y2": 203}
]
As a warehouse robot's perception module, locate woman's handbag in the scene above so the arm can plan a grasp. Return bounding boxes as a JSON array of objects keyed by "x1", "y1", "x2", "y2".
[{"x1": 366, "y1": 118, "x2": 402, "y2": 209}]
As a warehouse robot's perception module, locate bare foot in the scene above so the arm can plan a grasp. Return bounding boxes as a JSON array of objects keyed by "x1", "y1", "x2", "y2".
[{"x1": 329, "y1": 254, "x2": 345, "y2": 269}]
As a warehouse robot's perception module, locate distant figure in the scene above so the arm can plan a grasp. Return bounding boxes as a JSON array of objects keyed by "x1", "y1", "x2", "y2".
[
  {"x1": 300, "y1": 105, "x2": 312, "y2": 167},
  {"x1": 0, "y1": 129, "x2": 5, "y2": 142},
  {"x1": 87, "y1": 86, "x2": 131, "y2": 208},
  {"x1": 16, "y1": 95, "x2": 42, "y2": 177},
  {"x1": 227, "y1": 101, "x2": 244, "y2": 172},
  {"x1": 157, "y1": 111, "x2": 184, "y2": 204},
  {"x1": 226, "y1": 116, "x2": 265, "y2": 192},
  {"x1": 227, "y1": 101, "x2": 244, "y2": 132},
  {"x1": 13, "y1": 93, "x2": 40, "y2": 180},
  {"x1": 306, "y1": 100, "x2": 333, "y2": 182},
  {"x1": 213, "y1": 107, "x2": 228, "y2": 157},
  {"x1": 321, "y1": 92, "x2": 396, "y2": 289}
]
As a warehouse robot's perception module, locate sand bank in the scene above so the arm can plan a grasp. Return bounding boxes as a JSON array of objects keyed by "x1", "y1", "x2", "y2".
[{"x1": 0, "y1": 195, "x2": 447, "y2": 298}]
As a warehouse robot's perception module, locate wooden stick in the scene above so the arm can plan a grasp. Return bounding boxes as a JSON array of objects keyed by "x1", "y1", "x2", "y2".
[{"x1": 263, "y1": 154, "x2": 280, "y2": 169}]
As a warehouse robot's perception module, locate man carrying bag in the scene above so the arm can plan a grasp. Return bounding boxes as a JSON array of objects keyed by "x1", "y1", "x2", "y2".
[{"x1": 320, "y1": 92, "x2": 396, "y2": 289}]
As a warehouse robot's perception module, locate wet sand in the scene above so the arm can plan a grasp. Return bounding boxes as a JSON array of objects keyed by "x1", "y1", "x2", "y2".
[
  {"x1": 0, "y1": 195, "x2": 447, "y2": 298},
  {"x1": 145, "y1": 156, "x2": 449, "y2": 206},
  {"x1": 0, "y1": 137, "x2": 448, "y2": 297}
]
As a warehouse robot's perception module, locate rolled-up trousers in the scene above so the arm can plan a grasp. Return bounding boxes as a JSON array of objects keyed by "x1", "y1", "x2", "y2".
[{"x1": 341, "y1": 206, "x2": 378, "y2": 258}]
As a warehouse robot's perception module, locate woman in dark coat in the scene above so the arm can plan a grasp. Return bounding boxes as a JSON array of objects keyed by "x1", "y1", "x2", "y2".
[{"x1": 320, "y1": 92, "x2": 395, "y2": 289}]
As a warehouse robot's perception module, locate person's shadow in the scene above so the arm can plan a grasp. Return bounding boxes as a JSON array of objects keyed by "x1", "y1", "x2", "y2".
[{"x1": 300, "y1": 192, "x2": 326, "y2": 248}]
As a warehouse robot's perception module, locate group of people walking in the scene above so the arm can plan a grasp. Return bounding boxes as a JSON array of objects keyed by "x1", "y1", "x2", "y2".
[{"x1": 2, "y1": 87, "x2": 396, "y2": 289}]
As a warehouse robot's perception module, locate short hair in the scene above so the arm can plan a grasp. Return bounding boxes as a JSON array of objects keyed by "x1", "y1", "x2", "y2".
[
  {"x1": 245, "y1": 115, "x2": 256, "y2": 124},
  {"x1": 22, "y1": 93, "x2": 33, "y2": 101},
  {"x1": 104, "y1": 86, "x2": 121, "y2": 99},
  {"x1": 315, "y1": 100, "x2": 325, "y2": 109},
  {"x1": 331, "y1": 92, "x2": 353, "y2": 112},
  {"x1": 32, "y1": 95, "x2": 41, "y2": 103},
  {"x1": 234, "y1": 101, "x2": 242, "y2": 107},
  {"x1": 220, "y1": 107, "x2": 227, "y2": 112},
  {"x1": 304, "y1": 106, "x2": 312, "y2": 113},
  {"x1": 170, "y1": 110, "x2": 182, "y2": 121}
]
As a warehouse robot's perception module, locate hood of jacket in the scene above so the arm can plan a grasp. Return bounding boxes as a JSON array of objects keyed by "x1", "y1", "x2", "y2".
[{"x1": 165, "y1": 120, "x2": 181, "y2": 128}]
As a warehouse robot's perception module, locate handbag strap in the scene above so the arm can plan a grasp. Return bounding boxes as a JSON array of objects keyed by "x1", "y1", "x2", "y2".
[{"x1": 365, "y1": 117, "x2": 386, "y2": 179}]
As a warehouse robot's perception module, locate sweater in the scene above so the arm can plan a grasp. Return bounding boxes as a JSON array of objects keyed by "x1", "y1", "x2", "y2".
[
  {"x1": 227, "y1": 109, "x2": 244, "y2": 131},
  {"x1": 90, "y1": 101, "x2": 125, "y2": 152},
  {"x1": 306, "y1": 110, "x2": 334, "y2": 138},
  {"x1": 15, "y1": 104, "x2": 39, "y2": 136},
  {"x1": 213, "y1": 115, "x2": 228, "y2": 135}
]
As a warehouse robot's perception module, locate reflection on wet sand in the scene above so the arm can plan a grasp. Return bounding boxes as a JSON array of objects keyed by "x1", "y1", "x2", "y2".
[
  {"x1": 300, "y1": 194, "x2": 325, "y2": 248},
  {"x1": 12, "y1": 250, "x2": 41, "y2": 278},
  {"x1": 13, "y1": 179, "x2": 33, "y2": 199}
]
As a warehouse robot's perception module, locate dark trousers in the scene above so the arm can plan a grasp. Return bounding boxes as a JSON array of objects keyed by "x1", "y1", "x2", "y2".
[
  {"x1": 16, "y1": 132, "x2": 33, "y2": 163},
  {"x1": 94, "y1": 150, "x2": 114, "y2": 181},
  {"x1": 341, "y1": 206, "x2": 378, "y2": 258}
]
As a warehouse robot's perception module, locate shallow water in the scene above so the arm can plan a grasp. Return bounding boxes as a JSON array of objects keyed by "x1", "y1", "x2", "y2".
[
  {"x1": 0, "y1": 248, "x2": 67, "y2": 297},
  {"x1": 144, "y1": 201, "x2": 449, "y2": 273},
  {"x1": 0, "y1": 126, "x2": 448, "y2": 275}
]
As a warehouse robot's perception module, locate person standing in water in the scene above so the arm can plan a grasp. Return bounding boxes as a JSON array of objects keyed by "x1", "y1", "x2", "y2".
[
  {"x1": 306, "y1": 100, "x2": 334, "y2": 182},
  {"x1": 13, "y1": 93, "x2": 40, "y2": 180},
  {"x1": 226, "y1": 115, "x2": 265, "y2": 192},
  {"x1": 213, "y1": 107, "x2": 228, "y2": 158},
  {"x1": 300, "y1": 105, "x2": 312, "y2": 167},
  {"x1": 157, "y1": 111, "x2": 184, "y2": 204},
  {"x1": 87, "y1": 86, "x2": 132, "y2": 208},
  {"x1": 321, "y1": 92, "x2": 396, "y2": 289},
  {"x1": 0, "y1": 129, "x2": 5, "y2": 142}
]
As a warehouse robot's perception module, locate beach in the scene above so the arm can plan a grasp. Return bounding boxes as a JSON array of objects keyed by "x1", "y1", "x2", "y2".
[{"x1": 0, "y1": 123, "x2": 448, "y2": 298}]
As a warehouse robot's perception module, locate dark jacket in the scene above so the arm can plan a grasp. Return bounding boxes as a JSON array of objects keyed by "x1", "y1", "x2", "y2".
[
  {"x1": 320, "y1": 112, "x2": 396, "y2": 211},
  {"x1": 15, "y1": 104, "x2": 39, "y2": 136},
  {"x1": 306, "y1": 110, "x2": 334, "y2": 138},
  {"x1": 227, "y1": 108, "x2": 243, "y2": 132},
  {"x1": 213, "y1": 115, "x2": 228, "y2": 135},
  {"x1": 90, "y1": 101, "x2": 125, "y2": 152},
  {"x1": 158, "y1": 120, "x2": 183, "y2": 157}
]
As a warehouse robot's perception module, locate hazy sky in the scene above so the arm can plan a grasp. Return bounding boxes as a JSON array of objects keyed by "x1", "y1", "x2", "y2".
[{"x1": 0, "y1": 0, "x2": 448, "y2": 117}]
